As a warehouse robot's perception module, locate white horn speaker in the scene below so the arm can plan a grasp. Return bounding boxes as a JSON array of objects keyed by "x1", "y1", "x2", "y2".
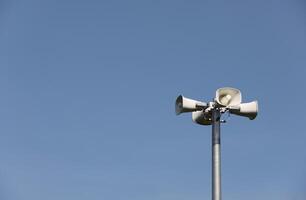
[
  {"x1": 175, "y1": 95, "x2": 207, "y2": 115},
  {"x1": 229, "y1": 101, "x2": 258, "y2": 120},
  {"x1": 215, "y1": 87, "x2": 242, "y2": 107},
  {"x1": 192, "y1": 111, "x2": 212, "y2": 125}
]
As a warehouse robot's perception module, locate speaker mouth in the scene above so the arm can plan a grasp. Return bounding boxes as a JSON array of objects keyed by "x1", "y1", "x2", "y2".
[
  {"x1": 216, "y1": 87, "x2": 242, "y2": 107},
  {"x1": 175, "y1": 95, "x2": 183, "y2": 115},
  {"x1": 249, "y1": 100, "x2": 258, "y2": 120}
]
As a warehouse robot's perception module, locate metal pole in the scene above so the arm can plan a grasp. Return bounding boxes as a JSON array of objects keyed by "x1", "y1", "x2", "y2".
[{"x1": 212, "y1": 109, "x2": 221, "y2": 200}]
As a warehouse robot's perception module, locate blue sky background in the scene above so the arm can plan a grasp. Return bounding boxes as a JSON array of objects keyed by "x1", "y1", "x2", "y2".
[{"x1": 1, "y1": 0, "x2": 306, "y2": 199}]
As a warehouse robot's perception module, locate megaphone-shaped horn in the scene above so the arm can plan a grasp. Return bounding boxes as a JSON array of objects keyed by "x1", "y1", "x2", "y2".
[
  {"x1": 215, "y1": 87, "x2": 242, "y2": 107},
  {"x1": 192, "y1": 111, "x2": 212, "y2": 125},
  {"x1": 229, "y1": 100, "x2": 258, "y2": 120},
  {"x1": 175, "y1": 95, "x2": 207, "y2": 115}
]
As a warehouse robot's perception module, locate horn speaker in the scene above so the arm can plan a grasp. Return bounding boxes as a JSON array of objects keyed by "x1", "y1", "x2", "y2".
[
  {"x1": 215, "y1": 87, "x2": 242, "y2": 107},
  {"x1": 175, "y1": 95, "x2": 207, "y2": 115},
  {"x1": 229, "y1": 101, "x2": 258, "y2": 120},
  {"x1": 192, "y1": 111, "x2": 212, "y2": 125}
]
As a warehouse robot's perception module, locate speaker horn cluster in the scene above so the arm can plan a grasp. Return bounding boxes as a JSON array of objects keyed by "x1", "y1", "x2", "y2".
[{"x1": 175, "y1": 87, "x2": 258, "y2": 125}]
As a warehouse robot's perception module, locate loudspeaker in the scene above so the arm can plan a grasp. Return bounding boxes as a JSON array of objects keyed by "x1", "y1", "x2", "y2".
[
  {"x1": 229, "y1": 101, "x2": 258, "y2": 120},
  {"x1": 215, "y1": 87, "x2": 242, "y2": 107},
  {"x1": 192, "y1": 111, "x2": 212, "y2": 125},
  {"x1": 175, "y1": 95, "x2": 207, "y2": 115}
]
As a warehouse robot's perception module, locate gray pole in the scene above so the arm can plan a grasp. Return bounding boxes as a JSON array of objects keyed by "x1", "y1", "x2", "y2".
[{"x1": 212, "y1": 109, "x2": 221, "y2": 200}]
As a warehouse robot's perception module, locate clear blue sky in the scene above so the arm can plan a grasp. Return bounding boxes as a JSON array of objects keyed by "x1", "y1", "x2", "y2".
[{"x1": 1, "y1": 0, "x2": 306, "y2": 199}]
